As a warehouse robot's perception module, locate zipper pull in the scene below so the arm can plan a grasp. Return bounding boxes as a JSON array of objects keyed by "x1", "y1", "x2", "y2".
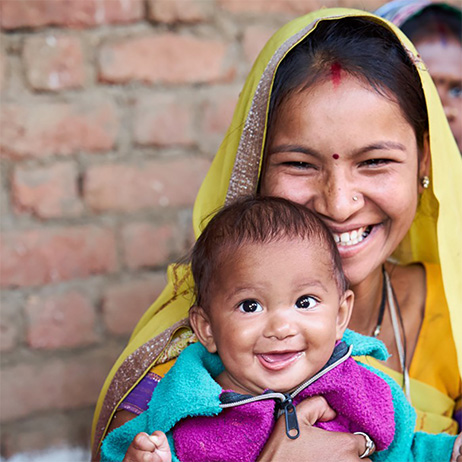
[{"x1": 280, "y1": 395, "x2": 300, "y2": 440}]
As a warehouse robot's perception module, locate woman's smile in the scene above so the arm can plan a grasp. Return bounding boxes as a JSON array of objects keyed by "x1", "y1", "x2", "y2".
[
  {"x1": 332, "y1": 225, "x2": 372, "y2": 246},
  {"x1": 331, "y1": 223, "x2": 382, "y2": 260}
]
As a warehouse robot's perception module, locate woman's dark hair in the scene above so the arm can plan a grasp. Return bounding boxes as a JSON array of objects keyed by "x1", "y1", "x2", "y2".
[
  {"x1": 267, "y1": 17, "x2": 428, "y2": 150},
  {"x1": 401, "y1": 5, "x2": 462, "y2": 44},
  {"x1": 190, "y1": 196, "x2": 348, "y2": 310}
]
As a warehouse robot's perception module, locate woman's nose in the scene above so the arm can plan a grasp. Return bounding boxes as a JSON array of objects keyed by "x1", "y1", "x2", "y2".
[
  {"x1": 444, "y1": 104, "x2": 458, "y2": 123},
  {"x1": 312, "y1": 172, "x2": 362, "y2": 223}
]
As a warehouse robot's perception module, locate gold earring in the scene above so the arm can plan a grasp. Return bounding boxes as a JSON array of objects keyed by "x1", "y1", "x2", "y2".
[{"x1": 421, "y1": 176, "x2": 430, "y2": 189}]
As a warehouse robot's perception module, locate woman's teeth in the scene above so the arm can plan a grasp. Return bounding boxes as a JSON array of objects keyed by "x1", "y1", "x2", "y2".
[{"x1": 333, "y1": 226, "x2": 372, "y2": 246}]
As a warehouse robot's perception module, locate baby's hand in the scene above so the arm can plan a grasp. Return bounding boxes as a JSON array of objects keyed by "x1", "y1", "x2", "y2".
[
  {"x1": 451, "y1": 433, "x2": 462, "y2": 462},
  {"x1": 123, "y1": 431, "x2": 171, "y2": 462}
]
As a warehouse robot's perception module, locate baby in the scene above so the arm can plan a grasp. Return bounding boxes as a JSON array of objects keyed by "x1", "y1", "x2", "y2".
[{"x1": 102, "y1": 197, "x2": 460, "y2": 462}]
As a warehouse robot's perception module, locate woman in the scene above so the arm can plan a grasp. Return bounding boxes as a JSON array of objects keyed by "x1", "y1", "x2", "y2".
[
  {"x1": 92, "y1": 8, "x2": 462, "y2": 461},
  {"x1": 376, "y1": 0, "x2": 462, "y2": 151}
]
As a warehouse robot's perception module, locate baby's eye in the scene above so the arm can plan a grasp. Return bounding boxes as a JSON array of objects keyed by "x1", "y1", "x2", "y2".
[
  {"x1": 238, "y1": 299, "x2": 263, "y2": 313},
  {"x1": 295, "y1": 295, "x2": 318, "y2": 310}
]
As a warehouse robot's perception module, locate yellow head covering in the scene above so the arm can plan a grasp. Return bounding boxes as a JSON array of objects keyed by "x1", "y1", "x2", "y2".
[{"x1": 92, "y1": 7, "x2": 462, "y2": 455}]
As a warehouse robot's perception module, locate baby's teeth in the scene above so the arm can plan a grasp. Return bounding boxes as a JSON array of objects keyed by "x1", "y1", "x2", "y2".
[
  {"x1": 334, "y1": 234, "x2": 340, "y2": 243},
  {"x1": 350, "y1": 230, "x2": 358, "y2": 240}
]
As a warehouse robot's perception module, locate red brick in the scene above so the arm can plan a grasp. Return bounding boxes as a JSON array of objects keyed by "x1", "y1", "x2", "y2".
[
  {"x1": 0, "y1": 47, "x2": 6, "y2": 93},
  {"x1": 25, "y1": 291, "x2": 98, "y2": 350},
  {"x1": 0, "y1": 100, "x2": 118, "y2": 159},
  {"x1": 102, "y1": 275, "x2": 167, "y2": 335},
  {"x1": 147, "y1": 0, "x2": 213, "y2": 23},
  {"x1": 243, "y1": 25, "x2": 277, "y2": 63},
  {"x1": 199, "y1": 89, "x2": 239, "y2": 153},
  {"x1": 12, "y1": 162, "x2": 83, "y2": 219},
  {"x1": 0, "y1": 298, "x2": 22, "y2": 352},
  {"x1": 0, "y1": 349, "x2": 119, "y2": 422},
  {"x1": 133, "y1": 94, "x2": 195, "y2": 147},
  {"x1": 23, "y1": 34, "x2": 85, "y2": 91},
  {"x1": 218, "y1": 0, "x2": 321, "y2": 14},
  {"x1": 122, "y1": 222, "x2": 184, "y2": 270},
  {"x1": 99, "y1": 33, "x2": 233, "y2": 85},
  {"x1": 0, "y1": 0, "x2": 144, "y2": 30},
  {"x1": 0, "y1": 226, "x2": 118, "y2": 288},
  {"x1": 338, "y1": 0, "x2": 384, "y2": 9},
  {"x1": 83, "y1": 158, "x2": 211, "y2": 213}
]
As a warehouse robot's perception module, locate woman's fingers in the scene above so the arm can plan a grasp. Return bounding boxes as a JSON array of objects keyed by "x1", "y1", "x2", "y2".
[
  {"x1": 257, "y1": 397, "x2": 369, "y2": 462},
  {"x1": 353, "y1": 431, "x2": 376, "y2": 459},
  {"x1": 295, "y1": 395, "x2": 337, "y2": 425},
  {"x1": 450, "y1": 433, "x2": 462, "y2": 462}
]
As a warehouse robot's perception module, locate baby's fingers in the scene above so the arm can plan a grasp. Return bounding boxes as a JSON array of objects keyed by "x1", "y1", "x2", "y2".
[
  {"x1": 123, "y1": 433, "x2": 156, "y2": 462},
  {"x1": 149, "y1": 431, "x2": 171, "y2": 454}
]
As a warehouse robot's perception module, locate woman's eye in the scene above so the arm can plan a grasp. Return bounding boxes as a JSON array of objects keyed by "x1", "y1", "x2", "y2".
[
  {"x1": 449, "y1": 85, "x2": 462, "y2": 99},
  {"x1": 295, "y1": 295, "x2": 318, "y2": 310},
  {"x1": 359, "y1": 158, "x2": 391, "y2": 167},
  {"x1": 283, "y1": 161, "x2": 316, "y2": 170},
  {"x1": 238, "y1": 299, "x2": 263, "y2": 313}
]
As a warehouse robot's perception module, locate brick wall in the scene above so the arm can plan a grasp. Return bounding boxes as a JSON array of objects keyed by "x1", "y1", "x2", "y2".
[{"x1": 0, "y1": 0, "x2": 404, "y2": 457}]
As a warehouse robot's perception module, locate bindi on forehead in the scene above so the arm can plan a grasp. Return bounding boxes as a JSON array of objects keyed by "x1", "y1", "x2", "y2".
[
  {"x1": 332, "y1": 154, "x2": 340, "y2": 160},
  {"x1": 437, "y1": 23, "x2": 448, "y2": 46},
  {"x1": 330, "y1": 62, "x2": 342, "y2": 88}
]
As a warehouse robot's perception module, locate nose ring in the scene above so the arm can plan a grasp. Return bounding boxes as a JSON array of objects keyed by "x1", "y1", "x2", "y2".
[{"x1": 352, "y1": 196, "x2": 358, "y2": 201}]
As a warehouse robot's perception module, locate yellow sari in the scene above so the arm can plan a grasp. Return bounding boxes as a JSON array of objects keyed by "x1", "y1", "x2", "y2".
[{"x1": 91, "y1": 8, "x2": 462, "y2": 458}]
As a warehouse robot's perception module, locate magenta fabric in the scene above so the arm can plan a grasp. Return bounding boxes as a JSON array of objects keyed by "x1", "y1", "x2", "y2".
[
  {"x1": 173, "y1": 355, "x2": 395, "y2": 462},
  {"x1": 173, "y1": 398, "x2": 276, "y2": 462}
]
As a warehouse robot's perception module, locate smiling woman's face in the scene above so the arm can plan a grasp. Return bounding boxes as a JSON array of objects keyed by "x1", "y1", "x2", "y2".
[
  {"x1": 414, "y1": 34, "x2": 462, "y2": 151},
  {"x1": 260, "y1": 75, "x2": 429, "y2": 286}
]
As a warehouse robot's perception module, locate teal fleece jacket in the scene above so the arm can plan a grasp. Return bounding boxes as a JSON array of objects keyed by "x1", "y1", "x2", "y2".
[{"x1": 102, "y1": 330, "x2": 456, "y2": 462}]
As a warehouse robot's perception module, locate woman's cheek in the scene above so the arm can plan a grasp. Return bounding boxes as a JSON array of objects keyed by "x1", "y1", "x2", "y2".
[{"x1": 262, "y1": 175, "x2": 311, "y2": 204}]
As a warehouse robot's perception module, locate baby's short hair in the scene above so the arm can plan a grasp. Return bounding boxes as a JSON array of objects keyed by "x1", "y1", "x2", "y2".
[{"x1": 190, "y1": 196, "x2": 348, "y2": 309}]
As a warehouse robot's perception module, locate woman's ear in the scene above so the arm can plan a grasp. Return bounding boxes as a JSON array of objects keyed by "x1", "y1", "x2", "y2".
[
  {"x1": 336, "y1": 289, "x2": 354, "y2": 340},
  {"x1": 189, "y1": 306, "x2": 217, "y2": 353},
  {"x1": 418, "y1": 132, "x2": 431, "y2": 194}
]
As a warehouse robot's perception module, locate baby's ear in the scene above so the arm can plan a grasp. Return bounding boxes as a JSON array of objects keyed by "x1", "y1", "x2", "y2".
[
  {"x1": 189, "y1": 306, "x2": 217, "y2": 353},
  {"x1": 336, "y1": 289, "x2": 354, "y2": 340}
]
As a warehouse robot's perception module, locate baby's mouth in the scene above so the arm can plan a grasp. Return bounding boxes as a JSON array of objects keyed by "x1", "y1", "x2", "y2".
[
  {"x1": 258, "y1": 351, "x2": 304, "y2": 371},
  {"x1": 332, "y1": 225, "x2": 372, "y2": 246}
]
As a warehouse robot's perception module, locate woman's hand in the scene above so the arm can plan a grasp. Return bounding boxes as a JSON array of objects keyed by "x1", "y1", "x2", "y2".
[
  {"x1": 451, "y1": 433, "x2": 462, "y2": 462},
  {"x1": 257, "y1": 396, "x2": 373, "y2": 462}
]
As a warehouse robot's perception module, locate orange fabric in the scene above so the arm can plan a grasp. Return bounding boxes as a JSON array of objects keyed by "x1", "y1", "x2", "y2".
[{"x1": 410, "y1": 263, "x2": 460, "y2": 400}]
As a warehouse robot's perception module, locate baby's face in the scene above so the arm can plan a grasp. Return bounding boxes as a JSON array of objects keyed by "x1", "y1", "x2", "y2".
[{"x1": 201, "y1": 237, "x2": 352, "y2": 395}]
